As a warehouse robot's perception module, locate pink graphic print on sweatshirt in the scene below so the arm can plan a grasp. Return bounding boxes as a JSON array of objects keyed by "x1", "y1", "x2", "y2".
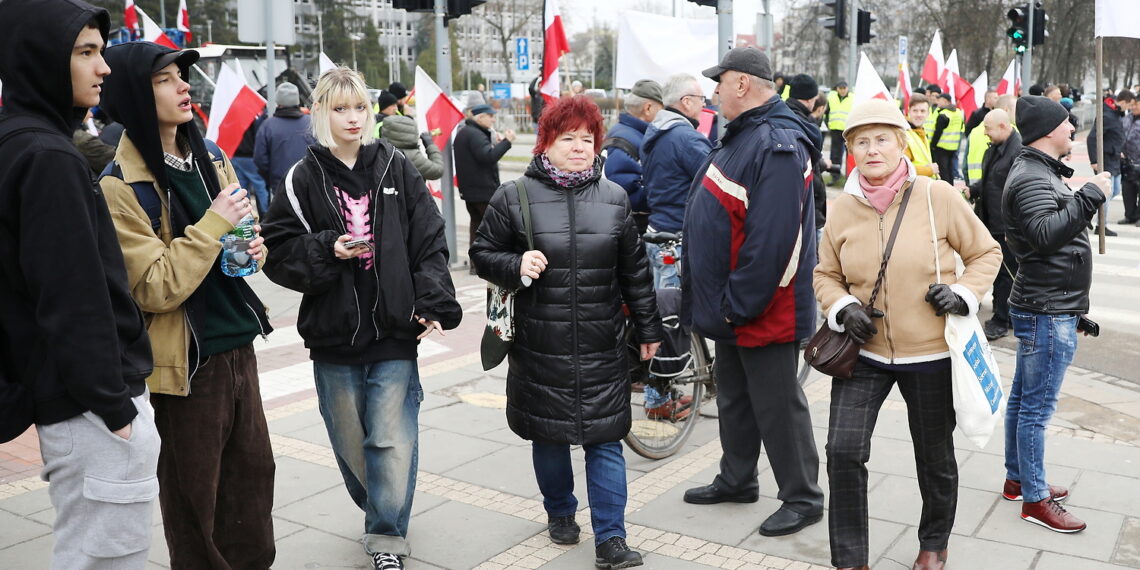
[{"x1": 335, "y1": 186, "x2": 374, "y2": 270}]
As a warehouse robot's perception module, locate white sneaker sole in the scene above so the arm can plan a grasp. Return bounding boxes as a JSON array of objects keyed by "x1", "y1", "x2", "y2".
[
  {"x1": 1021, "y1": 514, "x2": 1086, "y2": 533},
  {"x1": 1002, "y1": 492, "x2": 1068, "y2": 503}
]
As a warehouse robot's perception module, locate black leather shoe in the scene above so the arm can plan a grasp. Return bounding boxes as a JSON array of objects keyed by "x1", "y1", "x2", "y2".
[
  {"x1": 983, "y1": 319, "x2": 1009, "y2": 341},
  {"x1": 1095, "y1": 225, "x2": 1119, "y2": 237},
  {"x1": 548, "y1": 514, "x2": 580, "y2": 545},
  {"x1": 683, "y1": 483, "x2": 759, "y2": 505},
  {"x1": 758, "y1": 505, "x2": 823, "y2": 536},
  {"x1": 1118, "y1": 217, "x2": 1137, "y2": 225},
  {"x1": 594, "y1": 537, "x2": 643, "y2": 569}
]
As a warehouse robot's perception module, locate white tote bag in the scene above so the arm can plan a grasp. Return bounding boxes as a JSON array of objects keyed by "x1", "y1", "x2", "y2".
[{"x1": 927, "y1": 186, "x2": 1005, "y2": 449}]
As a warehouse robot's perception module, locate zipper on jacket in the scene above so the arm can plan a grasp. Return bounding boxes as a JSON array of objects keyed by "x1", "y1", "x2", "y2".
[
  {"x1": 243, "y1": 301, "x2": 270, "y2": 341},
  {"x1": 567, "y1": 186, "x2": 584, "y2": 443},
  {"x1": 371, "y1": 152, "x2": 396, "y2": 338},
  {"x1": 876, "y1": 212, "x2": 898, "y2": 362},
  {"x1": 311, "y1": 150, "x2": 363, "y2": 345}
]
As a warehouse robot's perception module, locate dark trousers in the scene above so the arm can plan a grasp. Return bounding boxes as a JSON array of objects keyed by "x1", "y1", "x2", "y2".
[
  {"x1": 990, "y1": 235, "x2": 1019, "y2": 326},
  {"x1": 713, "y1": 342, "x2": 823, "y2": 515},
  {"x1": 827, "y1": 361, "x2": 957, "y2": 567},
  {"x1": 152, "y1": 344, "x2": 276, "y2": 569},
  {"x1": 466, "y1": 201, "x2": 489, "y2": 248},
  {"x1": 830, "y1": 130, "x2": 846, "y2": 169},
  {"x1": 1123, "y1": 168, "x2": 1140, "y2": 222},
  {"x1": 931, "y1": 147, "x2": 956, "y2": 183}
]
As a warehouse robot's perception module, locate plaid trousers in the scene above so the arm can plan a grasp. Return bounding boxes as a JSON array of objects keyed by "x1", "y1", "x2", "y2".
[{"x1": 826, "y1": 360, "x2": 958, "y2": 568}]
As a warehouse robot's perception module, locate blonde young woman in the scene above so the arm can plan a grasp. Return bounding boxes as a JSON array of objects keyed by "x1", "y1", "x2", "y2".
[{"x1": 261, "y1": 68, "x2": 461, "y2": 570}]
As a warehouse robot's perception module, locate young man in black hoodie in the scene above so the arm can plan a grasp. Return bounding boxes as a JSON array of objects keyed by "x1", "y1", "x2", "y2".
[
  {"x1": 98, "y1": 42, "x2": 276, "y2": 568},
  {"x1": 0, "y1": 1, "x2": 159, "y2": 567}
]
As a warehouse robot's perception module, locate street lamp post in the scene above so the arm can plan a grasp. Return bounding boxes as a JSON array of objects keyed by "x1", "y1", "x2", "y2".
[{"x1": 349, "y1": 32, "x2": 364, "y2": 70}]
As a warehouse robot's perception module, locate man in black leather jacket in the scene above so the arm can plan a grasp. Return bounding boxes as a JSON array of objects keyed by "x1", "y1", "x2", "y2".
[{"x1": 1001, "y1": 96, "x2": 1111, "y2": 535}]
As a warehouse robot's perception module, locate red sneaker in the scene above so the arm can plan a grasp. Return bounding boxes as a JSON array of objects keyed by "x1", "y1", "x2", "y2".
[
  {"x1": 1021, "y1": 498, "x2": 1087, "y2": 533},
  {"x1": 1001, "y1": 479, "x2": 1069, "y2": 502}
]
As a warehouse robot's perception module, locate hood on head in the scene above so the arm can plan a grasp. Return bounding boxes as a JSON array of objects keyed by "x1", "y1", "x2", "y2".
[
  {"x1": 101, "y1": 42, "x2": 216, "y2": 193},
  {"x1": 0, "y1": 0, "x2": 109, "y2": 134}
]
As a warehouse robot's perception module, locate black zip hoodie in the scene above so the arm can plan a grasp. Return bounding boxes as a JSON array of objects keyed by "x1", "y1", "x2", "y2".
[{"x1": 0, "y1": 0, "x2": 152, "y2": 430}]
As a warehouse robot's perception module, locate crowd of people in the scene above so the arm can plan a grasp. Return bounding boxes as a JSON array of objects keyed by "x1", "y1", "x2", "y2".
[{"x1": 0, "y1": 0, "x2": 1115, "y2": 569}]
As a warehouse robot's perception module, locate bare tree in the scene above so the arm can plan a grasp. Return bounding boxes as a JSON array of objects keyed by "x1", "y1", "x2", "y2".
[{"x1": 474, "y1": 0, "x2": 543, "y2": 83}]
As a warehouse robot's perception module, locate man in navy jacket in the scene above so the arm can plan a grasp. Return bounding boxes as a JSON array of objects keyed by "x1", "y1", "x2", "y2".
[
  {"x1": 680, "y1": 47, "x2": 824, "y2": 538},
  {"x1": 603, "y1": 79, "x2": 663, "y2": 235}
]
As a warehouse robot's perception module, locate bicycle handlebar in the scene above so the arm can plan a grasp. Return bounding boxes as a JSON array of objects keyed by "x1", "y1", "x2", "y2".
[{"x1": 642, "y1": 231, "x2": 681, "y2": 245}]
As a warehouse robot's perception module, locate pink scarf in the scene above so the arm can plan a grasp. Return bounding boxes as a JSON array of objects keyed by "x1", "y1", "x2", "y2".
[{"x1": 859, "y1": 159, "x2": 910, "y2": 214}]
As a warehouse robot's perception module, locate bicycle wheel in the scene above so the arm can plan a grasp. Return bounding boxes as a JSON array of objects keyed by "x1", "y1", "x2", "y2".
[{"x1": 624, "y1": 330, "x2": 712, "y2": 460}]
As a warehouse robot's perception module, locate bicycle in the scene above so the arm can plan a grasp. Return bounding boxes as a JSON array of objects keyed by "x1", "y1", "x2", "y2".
[
  {"x1": 623, "y1": 231, "x2": 816, "y2": 460},
  {"x1": 623, "y1": 231, "x2": 716, "y2": 460}
]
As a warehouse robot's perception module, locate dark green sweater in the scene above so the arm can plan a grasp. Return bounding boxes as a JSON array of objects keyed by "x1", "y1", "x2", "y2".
[{"x1": 166, "y1": 165, "x2": 262, "y2": 356}]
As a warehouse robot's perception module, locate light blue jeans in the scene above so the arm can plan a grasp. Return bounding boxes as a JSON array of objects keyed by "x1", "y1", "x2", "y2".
[
  {"x1": 230, "y1": 156, "x2": 270, "y2": 215},
  {"x1": 1004, "y1": 310, "x2": 1078, "y2": 503},
  {"x1": 645, "y1": 242, "x2": 681, "y2": 290},
  {"x1": 313, "y1": 360, "x2": 422, "y2": 556}
]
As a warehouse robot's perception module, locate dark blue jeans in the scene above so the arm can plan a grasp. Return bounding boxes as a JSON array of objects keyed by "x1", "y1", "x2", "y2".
[
  {"x1": 531, "y1": 440, "x2": 628, "y2": 545},
  {"x1": 313, "y1": 360, "x2": 422, "y2": 556},
  {"x1": 1004, "y1": 310, "x2": 1078, "y2": 503}
]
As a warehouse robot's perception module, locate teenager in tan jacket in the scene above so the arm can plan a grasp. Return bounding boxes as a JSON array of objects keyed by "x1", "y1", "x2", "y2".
[{"x1": 813, "y1": 99, "x2": 1000, "y2": 570}]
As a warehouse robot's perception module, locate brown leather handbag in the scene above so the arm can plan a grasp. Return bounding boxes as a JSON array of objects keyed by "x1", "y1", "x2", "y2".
[{"x1": 804, "y1": 180, "x2": 915, "y2": 379}]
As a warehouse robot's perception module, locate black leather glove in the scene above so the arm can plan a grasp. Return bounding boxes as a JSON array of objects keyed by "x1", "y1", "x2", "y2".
[
  {"x1": 420, "y1": 132, "x2": 434, "y2": 148},
  {"x1": 839, "y1": 304, "x2": 884, "y2": 344},
  {"x1": 925, "y1": 283, "x2": 969, "y2": 316}
]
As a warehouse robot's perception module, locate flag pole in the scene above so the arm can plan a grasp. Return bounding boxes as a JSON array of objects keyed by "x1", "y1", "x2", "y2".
[{"x1": 1096, "y1": 36, "x2": 1106, "y2": 254}]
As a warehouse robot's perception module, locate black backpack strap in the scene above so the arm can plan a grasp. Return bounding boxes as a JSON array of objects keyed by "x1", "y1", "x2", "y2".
[
  {"x1": 98, "y1": 161, "x2": 162, "y2": 234},
  {"x1": 513, "y1": 179, "x2": 534, "y2": 251},
  {"x1": 601, "y1": 136, "x2": 639, "y2": 162}
]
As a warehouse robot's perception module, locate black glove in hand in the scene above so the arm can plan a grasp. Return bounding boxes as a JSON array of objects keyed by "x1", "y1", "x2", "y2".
[
  {"x1": 420, "y1": 132, "x2": 434, "y2": 148},
  {"x1": 925, "y1": 283, "x2": 969, "y2": 316},
  {"x1": 839, "y1": 304, "x2": 883, "y2": 344}
]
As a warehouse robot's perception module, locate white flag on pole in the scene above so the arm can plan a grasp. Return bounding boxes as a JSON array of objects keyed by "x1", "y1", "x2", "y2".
[{"x1": 1096, "y1": 0, "x2": 1140, "y2": 39}]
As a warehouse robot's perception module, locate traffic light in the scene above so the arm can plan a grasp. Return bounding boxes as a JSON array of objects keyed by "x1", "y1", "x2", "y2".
[
  {"x1": 1007, "y1": 4, "x2": 1028, "y2": 54},
  {"x1": 856, "y1": 9, "x2": 875, "y2": 45},
  {"x1": 820, "y1": 0, "x2": 847, "y2": 40},
  {"x1": 1031, "y1": 1, "x2": 1048, "y2": 46},
  {"x1": 391, "y1": 0, "x2": 486, "y2": 21}
]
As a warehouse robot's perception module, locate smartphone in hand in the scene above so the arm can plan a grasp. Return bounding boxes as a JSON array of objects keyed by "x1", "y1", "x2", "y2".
[{"x1": 343, "y1": 238, "x2": 373, "y2": 251}]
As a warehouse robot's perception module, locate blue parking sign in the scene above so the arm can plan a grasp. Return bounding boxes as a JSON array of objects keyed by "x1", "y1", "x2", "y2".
[{"x1": 516, "y1": 37, "x2": 529, "y2": 71}]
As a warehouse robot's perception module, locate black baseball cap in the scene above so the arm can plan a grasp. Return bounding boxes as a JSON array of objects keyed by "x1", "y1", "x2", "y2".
[
  {"x1": 151, "y1": 49, "x2": 199, "y2": 74},
  {"x1": 702, "y1": 47, "x2": 773, "y2": 83}
]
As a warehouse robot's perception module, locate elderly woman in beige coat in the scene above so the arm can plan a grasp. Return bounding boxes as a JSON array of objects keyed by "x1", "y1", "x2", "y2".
[{"x1": 814, "y1": 99, "x2": 1001, "y2": 570}]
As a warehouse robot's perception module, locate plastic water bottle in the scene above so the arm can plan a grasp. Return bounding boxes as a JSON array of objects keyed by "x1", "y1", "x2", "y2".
[{"x1": 220, "y1": 204, "x2": 258, "y2": 277}]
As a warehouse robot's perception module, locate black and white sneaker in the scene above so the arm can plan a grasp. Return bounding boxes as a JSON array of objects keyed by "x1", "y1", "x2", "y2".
[{"x1": 372, "y1": 552, "x2": 404, "y2": 570}]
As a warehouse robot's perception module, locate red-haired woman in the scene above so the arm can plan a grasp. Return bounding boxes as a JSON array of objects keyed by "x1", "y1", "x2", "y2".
[{"x1": 471, "y1": 96, "x2": 662, "y2": 568}]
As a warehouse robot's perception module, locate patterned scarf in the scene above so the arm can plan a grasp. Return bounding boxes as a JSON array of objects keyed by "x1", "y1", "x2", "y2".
[{"x1": 539, "y1": 153, "x2": 598, "y2": 188}]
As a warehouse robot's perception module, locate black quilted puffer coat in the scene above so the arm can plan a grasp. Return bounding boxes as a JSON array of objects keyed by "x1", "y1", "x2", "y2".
[{"x1": 470, "y1": 157, "x2": 663, "y2": 445}]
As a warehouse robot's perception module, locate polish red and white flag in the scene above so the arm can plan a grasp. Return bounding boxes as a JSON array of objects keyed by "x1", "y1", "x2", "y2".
[
  {"x1": 944, "y1": 50, "x2": 977, "y2": 119},
  {"x1": 414, "y1": 66, "x2": 466, "y2": 201},
  {"x1": 898, "y1": 61, "x2": 913, "y2": 111},
  {"x1": 177, "y1": 0, "x2": 192, "y2": 44},
  {"x1": 137, "y1": 7, "x2": 179, "y2": 49},
  {"x1": 205, "y1": 61, "x2": 266, "y2": 157},
  {"x1": 996, "y1": 59, "x2": 1020, "y2": 96},
  {"x1": 124, "y1": 0, "x2": 139, "y2": 35},
  {"x1": 540, "y1": 0, "x2": 570, "y2": 103},
  {"x1": 853, "y1": 52, "x2": 894, "y2": 105},
  {"x1": 920, "y1": 30, "x2": 944, "y2": 90}
]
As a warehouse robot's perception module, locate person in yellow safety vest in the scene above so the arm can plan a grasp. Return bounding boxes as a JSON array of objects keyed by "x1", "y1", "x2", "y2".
[
  {"x1": 826, "y1": 81, "x2": 853, "y2": 170},
  {"x1": 929, "y1": 93, "x2": 965, "y2": 183},
  {"x1": 904, "y1": 94, "x2": 939, "y2": 178},
  {"x1": 775, "y1": 74, "x2": 790, "y2": 100},
  {"x1": 373, "y1": 90, "x2": 399, "y2": 138},
  {"x1": 964, "y1": 122, "x2": 990, "y2": 186}
]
